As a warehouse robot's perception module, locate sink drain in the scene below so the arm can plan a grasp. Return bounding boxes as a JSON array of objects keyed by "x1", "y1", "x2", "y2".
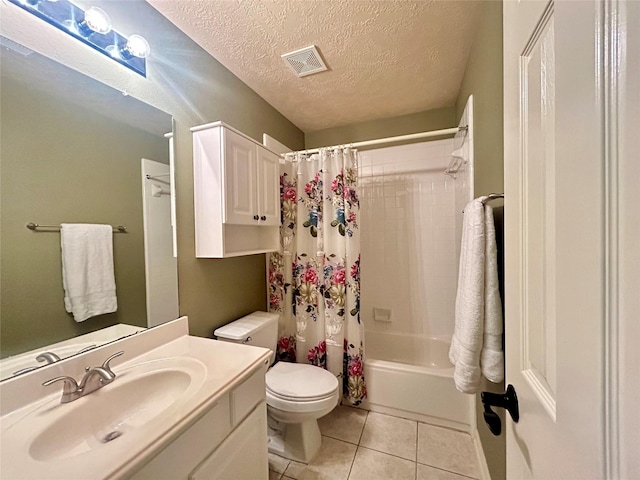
[{"x1": 102, "y1": 431, "x2": 123, "y2": 443}]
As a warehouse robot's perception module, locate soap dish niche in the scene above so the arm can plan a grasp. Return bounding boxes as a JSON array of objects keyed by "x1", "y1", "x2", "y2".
[{"x1": 373, "y1": 308, "x2": 392, "y2": 323}]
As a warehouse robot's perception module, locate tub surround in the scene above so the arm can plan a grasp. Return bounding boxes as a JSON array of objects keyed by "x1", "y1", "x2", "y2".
[
  {"x1": 0, "y1": 317, "x2": 271, "y2": 479},
  {"x1": 359, "y1": 139, "x2": 459, "y2": 338}
]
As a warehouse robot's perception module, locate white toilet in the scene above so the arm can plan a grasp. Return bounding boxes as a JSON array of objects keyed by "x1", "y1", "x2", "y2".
[{"x1": 214, "y1": 312, "x2": 339, "y2": 463}]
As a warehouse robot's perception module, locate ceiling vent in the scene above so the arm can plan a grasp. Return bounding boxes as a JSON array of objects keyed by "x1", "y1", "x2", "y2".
[{"x1": 281, "y1": 45, "x2": 328, "y2": 78}]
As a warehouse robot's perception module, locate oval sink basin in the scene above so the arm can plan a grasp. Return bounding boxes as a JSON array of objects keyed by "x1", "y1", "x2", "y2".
[{"x1": 28, "y1": 357, "x2": 206, "y2": 462}]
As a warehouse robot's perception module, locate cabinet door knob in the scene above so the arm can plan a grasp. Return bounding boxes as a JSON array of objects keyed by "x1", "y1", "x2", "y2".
[
  {"x1": 253, "y1": 215, "x2": 259, "y2": 221},
  {"x1": 260, "y1": 216, "x2": 267, "y2": 221}
]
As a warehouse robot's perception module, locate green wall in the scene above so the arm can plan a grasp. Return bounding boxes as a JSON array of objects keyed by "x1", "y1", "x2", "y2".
[
  {"x1": 456, "y1": 2, "x2": 505, "y2": 199},
  {"x1": 151, "y1": 20, "x2": 306, "y2": 339},
  {"x1": 305, "y1": 107, "x2": 456, "y2": 149},
  {"x1": 0, "y1": 78, "x2": 168, "y2": 357},
  {"x1": 455, "y1": 2, "x2": 506, "y2": 480},
  {"x1": 1, "y1": 0, "x2": 305, "y2": 345}
]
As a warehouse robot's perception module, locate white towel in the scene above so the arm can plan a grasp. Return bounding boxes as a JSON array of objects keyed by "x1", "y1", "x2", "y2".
[
  {"x1": 481, "y1": 204, "x2": 505, "y2": 383},
  {"x1": 449, "y1": 198, "x2": 504, "y2": 393},
  {"x1": 61, "y1": 224, "x2": 117, "y2": 322}
]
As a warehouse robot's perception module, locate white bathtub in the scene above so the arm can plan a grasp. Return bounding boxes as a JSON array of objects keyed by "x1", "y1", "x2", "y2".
[{"x1": 362, "y1": 330, "x2": 473, "y2": 430}]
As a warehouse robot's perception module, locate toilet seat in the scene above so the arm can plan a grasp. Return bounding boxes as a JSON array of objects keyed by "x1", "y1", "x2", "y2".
[{"x1": 266, "y1": 362, "x2": 339, "y2": 413}]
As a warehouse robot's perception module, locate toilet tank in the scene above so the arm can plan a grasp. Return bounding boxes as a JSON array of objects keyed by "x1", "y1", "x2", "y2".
[{"x1": 214, "y1": 312, "x2": 279, "y2": 364}]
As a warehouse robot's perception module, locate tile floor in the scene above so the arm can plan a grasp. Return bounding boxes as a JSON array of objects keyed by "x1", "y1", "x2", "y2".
[{"x1": 268, "y1": 406, "x2": 482, "y2": 480}]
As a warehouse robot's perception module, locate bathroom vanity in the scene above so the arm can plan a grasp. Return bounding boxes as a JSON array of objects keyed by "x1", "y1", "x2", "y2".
[{"x1": 0, "y1": 317, "x2": 271, "y2": 480}]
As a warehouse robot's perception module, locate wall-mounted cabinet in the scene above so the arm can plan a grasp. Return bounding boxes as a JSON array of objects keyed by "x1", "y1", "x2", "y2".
[{"x1": 192, "y1": 122, "x2": 280, "y2": 258}]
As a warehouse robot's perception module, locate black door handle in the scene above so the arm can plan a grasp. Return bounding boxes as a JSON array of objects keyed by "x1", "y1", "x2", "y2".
[{"x1": 481, "y1": 384, "x2": 519, "y2": 436}]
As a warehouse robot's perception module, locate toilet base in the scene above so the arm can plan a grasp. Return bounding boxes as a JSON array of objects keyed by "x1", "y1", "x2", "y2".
[{"x1": 267, "y1": 416, "x2": 322, "y2": 464}]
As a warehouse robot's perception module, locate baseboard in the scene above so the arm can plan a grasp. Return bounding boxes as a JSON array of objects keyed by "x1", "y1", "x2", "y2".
[{"x1": 471, "y1": 426, "x2": 492, "y2": 480}]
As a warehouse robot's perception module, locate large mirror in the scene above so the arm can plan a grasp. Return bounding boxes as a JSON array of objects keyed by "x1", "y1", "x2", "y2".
[{"x1": 0, "y1": 37, "x2": 178, "y2": 380}]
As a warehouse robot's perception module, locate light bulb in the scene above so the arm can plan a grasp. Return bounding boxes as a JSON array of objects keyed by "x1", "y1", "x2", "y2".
[
  {"x1": 77, "y1": 6, "x2": 112, "y2": 36},
  {"x1": 123, "y1": 35, "x2": 150, "y2": 59}
]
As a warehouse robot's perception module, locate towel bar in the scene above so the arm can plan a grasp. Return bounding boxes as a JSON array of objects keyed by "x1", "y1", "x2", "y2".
[
  {"x1": 481, "y1": 193, "x2": 504, "y2": 204},
  {"x1": 26, "y1": 223, "x2": 127, "y2": 233},
  {"x1": 461, "y1": 193, "x2": 504, "y2": 213}
]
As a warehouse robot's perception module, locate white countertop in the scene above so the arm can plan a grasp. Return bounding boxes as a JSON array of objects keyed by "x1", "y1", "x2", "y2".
[{"x1": 0, "y1": 317, "x2": 271, "y2": 479}]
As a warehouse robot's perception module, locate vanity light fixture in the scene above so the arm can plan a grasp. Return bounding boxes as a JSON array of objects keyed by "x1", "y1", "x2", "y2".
[
  {"x1": 76, "y1": 6, "x2": 112, "y2": 37},
  {"x1": 121, "y1": 34, "x2": 151, "y2": 60},
  {"x1": 8, "y1": 0, "x2": 149, "y2": 77}
]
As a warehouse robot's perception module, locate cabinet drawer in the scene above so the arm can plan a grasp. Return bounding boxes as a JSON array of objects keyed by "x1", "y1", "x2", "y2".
[
  {"x1": 231, "y1": 366, "x2": 266, "y2": 425},
  {"x1": 131, "y1": 394, "x2": 231, "y2": 480}
]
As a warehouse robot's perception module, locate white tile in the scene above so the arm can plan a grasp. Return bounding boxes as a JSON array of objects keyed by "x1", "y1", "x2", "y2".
[
  {"x1": 269, "y1": 453, "x2": 291, "y2": 474},
  {"x1": 370, "y1": 197, "x2": 384, "y2": 212},
  {"x1": 384, "y1": 196, "x2": 396, "y2": 210},
  {"x1": 384, "y1": 185, "x2": 396, "y2": 198},
  {"x1": 417, "y1": 464, "x2": 474, "y2": 480},
  {"x1": 318, "y1": 405, "x2": 368, "y2": 444},
  {"x1": 284, "y1": 437, "x2": 357, "y2": 480},
  {"x1": 382, "y1": 165, "x2": 397, "y2": 175},
  {"x1": 417, "y1": 424, "x2": 480, "y2": 478},
  {"x1": 360, "y1": 412, "x2": 417, "y2": 461},
  {"x1": 349, "y1": 447, "x2": 416, "y2": 480},
  {"x1": 284, "y1": 460, "x2": 307, "y2": 479},
  {"x1": 270, "y1": 469, "x2": 284, "y2": 480}
]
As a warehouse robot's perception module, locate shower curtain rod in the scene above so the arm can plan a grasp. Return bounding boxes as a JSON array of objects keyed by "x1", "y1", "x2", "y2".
[{"x1": 283, "y1": 125, "x2": 467, "y2": 157}]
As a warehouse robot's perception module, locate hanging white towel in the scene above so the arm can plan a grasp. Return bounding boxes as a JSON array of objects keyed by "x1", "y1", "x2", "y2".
[
  {"x1": 449, "y1": 198, "x2": 504, "y2": 393},
  {"x1": 481, "y1": 204, "x2": 505, "y2": 383},
  {"x1": 61, "y1": 224, "x2": 117, "y2": 322}
]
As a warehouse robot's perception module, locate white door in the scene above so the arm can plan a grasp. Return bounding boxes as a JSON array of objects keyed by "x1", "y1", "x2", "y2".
[
  {"x1": 141, "y1": 159, "x2": 179, "y2": 327},
  {"x1": 503, "y1": 0, "x2": 623, "y2": 477},
  {"x1": 504, "y1": 0, "x2": 640, "y2": 477}
]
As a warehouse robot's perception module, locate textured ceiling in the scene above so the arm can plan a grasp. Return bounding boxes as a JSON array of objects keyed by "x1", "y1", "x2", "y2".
[{"x1": 147, "y1": 0, "x2": 481, "y2": 132}]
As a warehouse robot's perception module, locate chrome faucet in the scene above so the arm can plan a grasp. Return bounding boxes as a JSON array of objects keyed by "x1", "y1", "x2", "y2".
[
  {"x1": 13, "y1": 351, "x2": 62, "y2": 376},
  {"x1": 42, "y1": 351, "x2": 124, "y2": 403},
  {"x1": 37, "y1": 352, "x2": 61, "y2": 364}
]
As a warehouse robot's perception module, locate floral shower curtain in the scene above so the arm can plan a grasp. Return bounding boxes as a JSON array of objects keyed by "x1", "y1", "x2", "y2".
[{"x1": 268, "y1": 148, "x2": 366, "y2": 406}]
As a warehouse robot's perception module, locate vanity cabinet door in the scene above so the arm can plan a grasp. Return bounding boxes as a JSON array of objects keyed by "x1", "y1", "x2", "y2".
[
  {"x1": 130, "y1": 395, "x2": 231, "y2": 480},
  {"x1": 190, "y1": 402, "x2": 268, "y2": 480},
  {"x1": 222, "y1": 128, "x2": 258, "y2": 225}
]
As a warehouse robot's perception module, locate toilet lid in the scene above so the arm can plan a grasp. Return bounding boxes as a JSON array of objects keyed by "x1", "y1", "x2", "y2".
[{"x1": 266, "y1": 362, "x2": 338, "y2": 400}]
